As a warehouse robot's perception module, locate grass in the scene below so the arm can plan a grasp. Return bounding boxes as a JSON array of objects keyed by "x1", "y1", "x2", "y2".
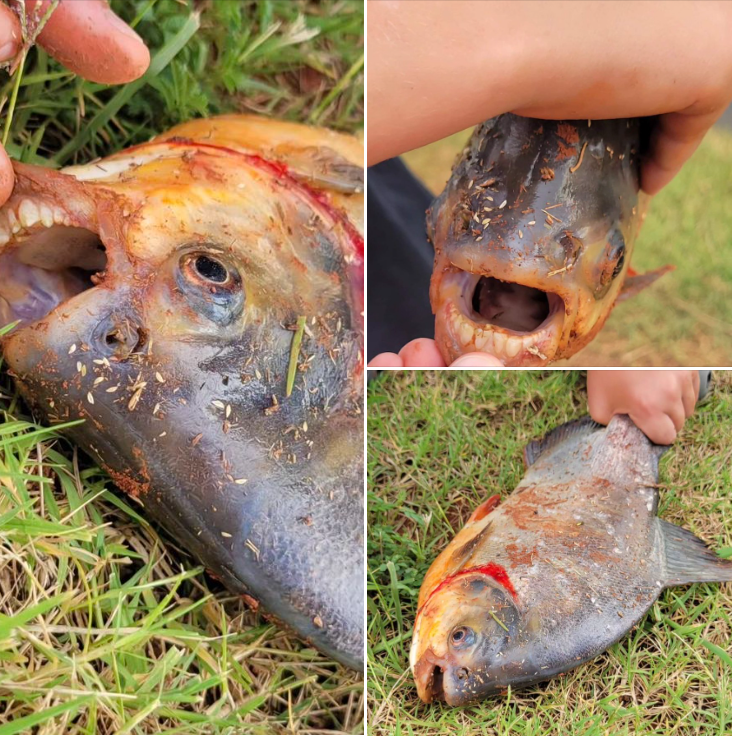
[
  {"x1": 367, "y1": 370, "x2": 732, "y2": 735},
  {"x1": 0, "y1": 1, "x2": 363, "y2": 733},
  {"x1": 1, "y1": 0, "x2": 363, "y2": 168},
  {"x1": 403, "y1": 125, "x2": 732, "y2": 367}
]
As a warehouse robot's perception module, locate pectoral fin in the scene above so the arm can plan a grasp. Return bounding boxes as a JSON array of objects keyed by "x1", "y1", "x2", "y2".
[
  {"x1": 617, "y1": 264, "x2": 674, "y2": 303},
  {"x1": 468, "y1": 494, "x2": 501, "y2": 523}
]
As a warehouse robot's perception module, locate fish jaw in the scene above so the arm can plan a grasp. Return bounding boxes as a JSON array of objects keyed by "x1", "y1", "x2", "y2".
[
  {"x1": 0, "y1": 116, "x2": 365, "y2": 669},
  {"x1": 3, "y1": 291, "x2": 364, "y2": 668},
  {"x1": 431, "y1": 261, "x2": 568, "y2": 366},
  {"x1": 429, "y1": 115, "x2": 644, "y2": 366}
]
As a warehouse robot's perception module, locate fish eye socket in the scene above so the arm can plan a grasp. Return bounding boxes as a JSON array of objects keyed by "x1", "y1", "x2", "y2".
[
  {"x1": 449, "y1": 626, "x2": 475, "y2": 648},
  {"x1": 181, "y1": 253, "x2": 238, "y2": 287},
  {"x1": 598, "y1": 231, "x2": 626, "y2": 288}
]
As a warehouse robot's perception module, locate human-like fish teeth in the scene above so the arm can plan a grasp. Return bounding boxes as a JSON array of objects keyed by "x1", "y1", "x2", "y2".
[
  {"x1": 0, "y1": 199, "x2": 75, "y2": 245},
  {"x1": 39, "y1": 204, "x2": 55, "y2": 228},
  {"x1": 7, "y1": 210, "x2": 20, "y2": 234},
  {"x1": 505, "y1": 335, "x2": 522, "y2": 359},
  {"x1": 18, "y1": 200, "x2": 40, "y2": 229}
]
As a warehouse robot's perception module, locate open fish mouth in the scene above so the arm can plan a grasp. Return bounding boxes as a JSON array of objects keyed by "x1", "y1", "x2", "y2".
[
  {"x1": 423, "y1": 664, "x2": 446, "y2": 703},
  {"x1": 413, "y1": 647, "x2": 449, "y2": 704},
  {"x1": 0, "y1": 195, "x2": 106, "y2": 330},
  {"x1": 436, "y1": 266, "x2": 565, "y2": 364}
]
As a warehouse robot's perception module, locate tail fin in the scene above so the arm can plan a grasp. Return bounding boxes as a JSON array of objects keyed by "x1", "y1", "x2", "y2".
[{"x1": 660, "y1": 519, "x2": 732, "y2": 586}]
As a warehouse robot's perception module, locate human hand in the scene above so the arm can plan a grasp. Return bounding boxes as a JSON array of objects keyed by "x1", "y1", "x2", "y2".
[
  {"x1": 368, "y1": 338, "x2": 503, "y2": 368},
  {"x1": 0, "y1": 0, "x2": 150, "y2": 203},
  {"x1": 369, "y1": 0, "x2": 732, "y2": 193},
  {"x1": 587, "y1": 370, "x2": 699, "y2": 445}
]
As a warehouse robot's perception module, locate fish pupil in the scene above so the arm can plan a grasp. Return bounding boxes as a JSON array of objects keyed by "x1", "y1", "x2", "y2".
[{"x1": 194, "y1": 256, "x2": 228, "y2": 284}]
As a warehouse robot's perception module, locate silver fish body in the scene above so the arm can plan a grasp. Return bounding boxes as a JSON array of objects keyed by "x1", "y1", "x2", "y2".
[{"x1": 411, "y1": 415, "x2": 732, "y2": 705}]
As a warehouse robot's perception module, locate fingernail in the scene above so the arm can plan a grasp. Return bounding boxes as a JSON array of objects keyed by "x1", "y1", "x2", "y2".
[
  {"x1": 106, "y1": 9, "x2": 145, "y2": 43},
  {"x1": 451, "y1": 353, "x2": 503, "y2": 367},
  {"x1": 0, "y1": 40, "x2": 17, "y2": 61}
]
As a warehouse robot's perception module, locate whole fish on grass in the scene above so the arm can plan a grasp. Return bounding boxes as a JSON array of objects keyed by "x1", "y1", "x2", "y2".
[
  {"x1": 0, "y1": 115, "x2": 364, "y2": 670},
  {"x1": 429, "y1": 115, "x2": 672, "y2": 366},
  {"x1": 411, "y1": 415, "x2": 732, "y2": 705}
]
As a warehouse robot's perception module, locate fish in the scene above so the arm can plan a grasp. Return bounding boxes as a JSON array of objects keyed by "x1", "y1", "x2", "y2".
[
  {"x1": 0, "y1": 115, "x2": 365, "y2": 670},
  {"x1": 410, "y1": 414, "x2": 732, "y2": 705},
  {"x1": 428, "y1": 115, "x2": 672, "y2": 366}
]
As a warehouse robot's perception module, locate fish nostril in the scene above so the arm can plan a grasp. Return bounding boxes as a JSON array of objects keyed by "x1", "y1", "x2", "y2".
[
  {"x1": 94, "y1": 317, "x2": 144, "y2": 360},
  {"x1": 456, "y1": 667, "x2": 469, "y2": 680}
]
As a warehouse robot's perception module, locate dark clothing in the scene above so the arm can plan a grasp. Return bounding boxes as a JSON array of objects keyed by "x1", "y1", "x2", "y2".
[{"x1": 367, "y1": 158, "x2": 435, "y2": 360}]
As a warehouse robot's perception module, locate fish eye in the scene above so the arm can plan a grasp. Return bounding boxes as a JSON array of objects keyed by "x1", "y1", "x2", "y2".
[
  {"x1": 175, "y1": 249, "x2": 245, "y2": 326},
  {"x1": 598, "y1": 230, "x2": 626, "y2": 288},
  {"x1": 449, "y1": 626, "x2": 475, "y2": 648}
]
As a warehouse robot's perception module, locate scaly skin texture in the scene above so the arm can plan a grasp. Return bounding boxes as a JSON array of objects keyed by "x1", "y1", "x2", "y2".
[
  {"x1": 429, "y1": 115, "x2": 665, "y2": 366},
  {"x1": 0, "y1": 115, "x2": 365, "y2": 670},
  {"x1": 410, "y1": 415, "x2": 730, "y2": 705}
]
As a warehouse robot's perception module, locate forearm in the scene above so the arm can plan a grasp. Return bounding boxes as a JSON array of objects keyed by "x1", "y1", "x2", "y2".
[{"x1": 367, "y1": 1, "x2": 732, "y2": 168}]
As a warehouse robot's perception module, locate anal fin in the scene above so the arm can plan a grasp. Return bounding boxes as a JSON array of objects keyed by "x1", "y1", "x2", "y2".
[{"x1": 660, "y1": 519, "x2": 732, "y2": 586}]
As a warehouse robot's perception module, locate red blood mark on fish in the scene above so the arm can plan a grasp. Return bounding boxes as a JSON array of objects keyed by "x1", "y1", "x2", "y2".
[
  {"x1": 419, "y1": 562, "x2": 517, "y2": 615},
  {"x1": 468, "y1": 494, "x2": 501, "y2": 523}
]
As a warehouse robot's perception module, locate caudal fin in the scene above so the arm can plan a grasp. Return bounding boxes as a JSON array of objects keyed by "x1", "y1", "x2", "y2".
[{"x1": 660, "y1": 519, "x2": 732, "y2": 586}]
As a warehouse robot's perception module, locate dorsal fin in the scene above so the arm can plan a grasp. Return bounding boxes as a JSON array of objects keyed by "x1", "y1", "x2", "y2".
[{"x1": 523, "y1": 416, "x2": 603, "y2": 467}]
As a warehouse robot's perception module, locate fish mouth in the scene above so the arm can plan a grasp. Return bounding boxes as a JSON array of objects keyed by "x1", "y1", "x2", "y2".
[
  {"x1": 436, "y1": 266, "x2": 565, "y2": 364},
  {"x1": 413, "y1": 648, "x2": 449, "y2": 704},
  {"x1": 0, "y1": 193, "x2": 107, "y2": 331}
]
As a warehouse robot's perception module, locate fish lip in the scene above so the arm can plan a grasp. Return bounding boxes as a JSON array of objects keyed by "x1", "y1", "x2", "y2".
[{"x1": 436, "y1": 265, "x2": 566, "y2": 365}]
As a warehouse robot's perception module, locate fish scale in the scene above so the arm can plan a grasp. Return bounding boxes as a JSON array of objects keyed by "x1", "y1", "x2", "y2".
[{"x1": 411, "y1": 414, "x2": 732, "y2": 705}]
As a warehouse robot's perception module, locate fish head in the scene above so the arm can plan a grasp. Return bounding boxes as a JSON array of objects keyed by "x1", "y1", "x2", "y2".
[
  {"x1": 0, "y1": 116, "x2": 365, "y2": 669},
  {"x1": 430, "y1": 116, "x2": 647, "y2": 366},
  {"x1": 411, "y1": 572, "x2": 522, "y2": 705}
]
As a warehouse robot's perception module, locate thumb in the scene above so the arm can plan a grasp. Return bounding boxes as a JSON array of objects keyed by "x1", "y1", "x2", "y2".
[
  {"x1": 451, "y1": 352, "x2": 504, "y2": 368},
  {"x1": 0, "y1": 3, "x2": 21, "y2": 62},
  {"x1": 27, "y1": 0, "x2": 150, "y2": 84},
  {"x1": 0, "y1": 146, "x2": 14, "y2": 206}
]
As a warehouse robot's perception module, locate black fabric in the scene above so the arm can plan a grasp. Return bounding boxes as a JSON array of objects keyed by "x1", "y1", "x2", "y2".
[{"x1": 367, "y1": 158, "x2": 435, "y2": 359}]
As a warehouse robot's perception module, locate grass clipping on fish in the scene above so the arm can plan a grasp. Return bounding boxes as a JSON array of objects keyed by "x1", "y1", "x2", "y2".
[{"x1": 367, "y1": 370, "x2": 732, "y2": 736}]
